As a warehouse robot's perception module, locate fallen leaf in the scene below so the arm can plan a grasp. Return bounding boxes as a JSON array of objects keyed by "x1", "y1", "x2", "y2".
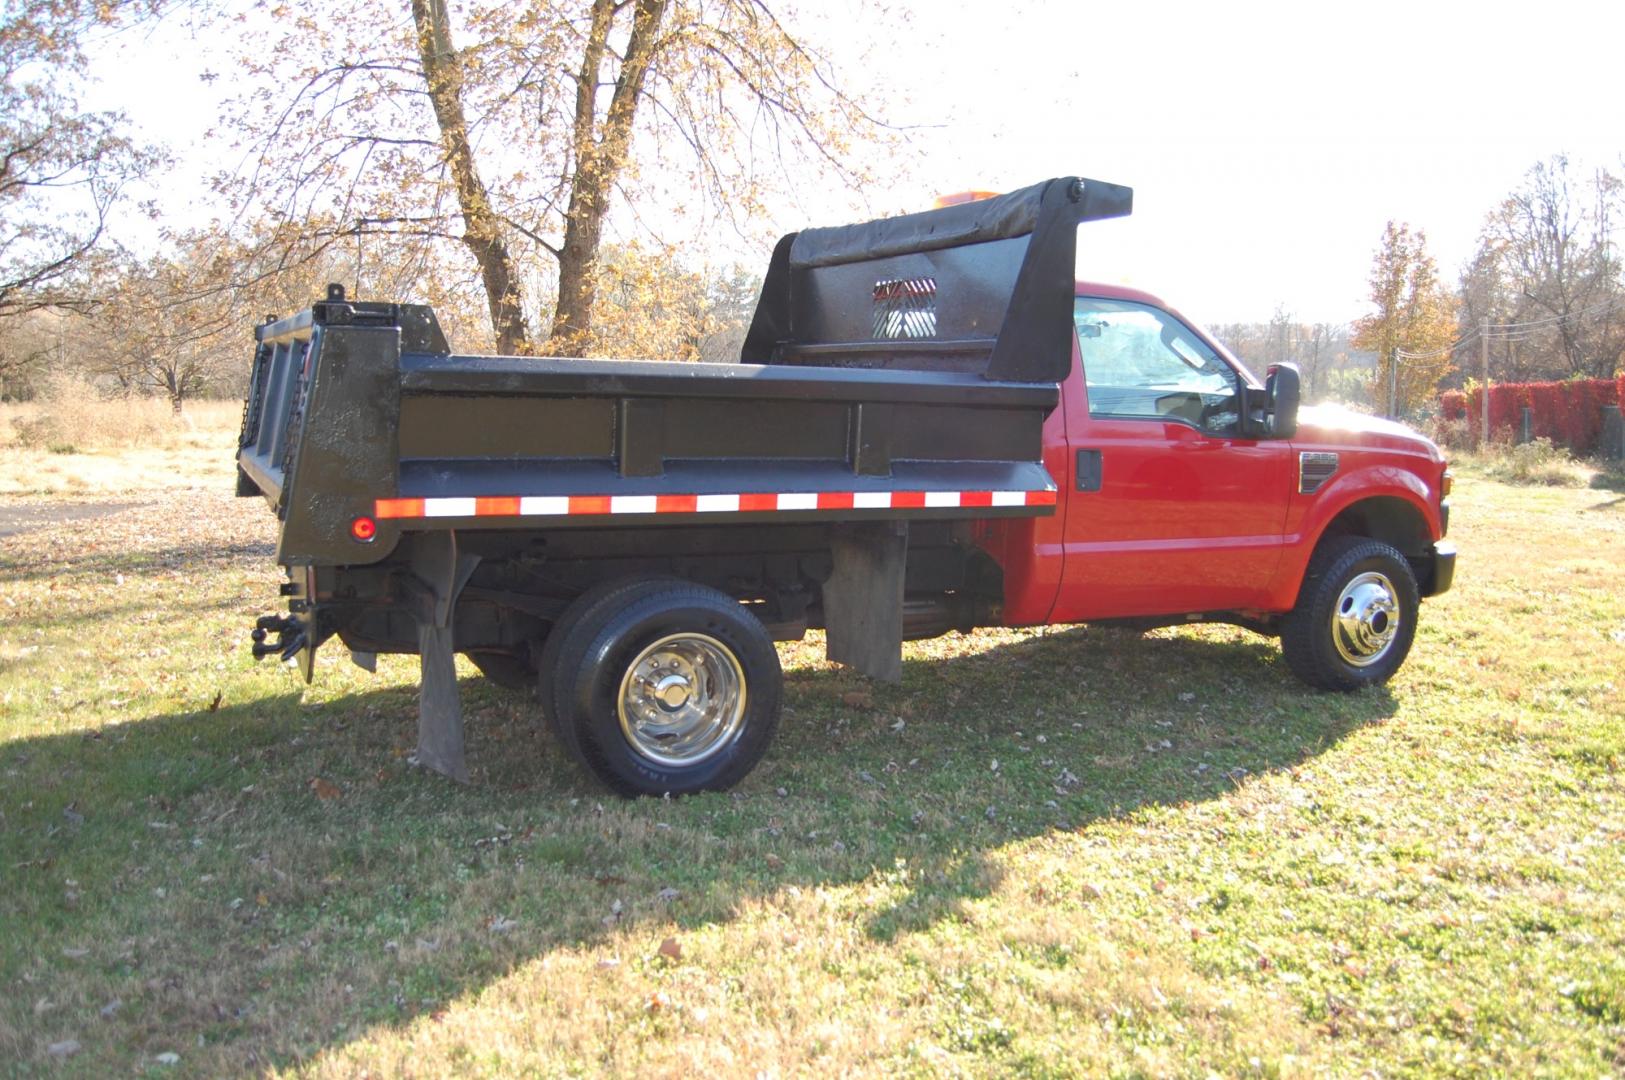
[
  {"x1": 657, "y1": 936, "x2": 682, "y2": 962},
  {"x1": 309, "y1": 778, "x2": 342, "y2": 801}
]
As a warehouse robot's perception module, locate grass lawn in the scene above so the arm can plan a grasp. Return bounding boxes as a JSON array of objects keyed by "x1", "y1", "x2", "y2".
[{"x1": 1, "y1": 460, "x2": 1622, "y2": 1076}]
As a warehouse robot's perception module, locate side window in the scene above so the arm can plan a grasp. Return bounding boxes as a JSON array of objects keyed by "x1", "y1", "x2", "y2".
[{"x1": 1074, "y1": 299, "x2": 1240, "y2": 434}]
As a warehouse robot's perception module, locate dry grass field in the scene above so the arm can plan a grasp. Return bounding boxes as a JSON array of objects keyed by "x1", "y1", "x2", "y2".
[
  {"x1": 0, "y1": 398, "x2": 240, "y2": 496},
  {"x1": 1, "y1": 406, "x2": 1622, "y2": 1077}
]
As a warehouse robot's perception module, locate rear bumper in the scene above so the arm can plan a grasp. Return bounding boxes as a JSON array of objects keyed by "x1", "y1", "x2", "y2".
[{"x1": 1420, "y1": 540, "x2": 1456, "y2": 598}]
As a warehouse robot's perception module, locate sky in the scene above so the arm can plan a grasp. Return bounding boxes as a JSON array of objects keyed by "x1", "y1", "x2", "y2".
[{"x1": 81, "y1": 0, "x2": 1625, "y2": 329}]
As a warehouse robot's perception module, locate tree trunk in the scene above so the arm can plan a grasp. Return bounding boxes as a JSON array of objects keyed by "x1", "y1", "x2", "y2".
[
  {"x1": 411, "y1": 0, "x2": 531, "y2": 355},
  {"x1": 546, "y1": 0, "x2": 667, "y2": 357}
]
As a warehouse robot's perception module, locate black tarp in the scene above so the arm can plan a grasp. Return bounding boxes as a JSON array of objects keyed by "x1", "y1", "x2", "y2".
[{"x1": 789, "y1": 180, "x2": 1053, "y2": 269}]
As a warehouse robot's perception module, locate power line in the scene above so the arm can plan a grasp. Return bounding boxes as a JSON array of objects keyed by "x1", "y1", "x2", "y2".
[
  {"x1": 1392, "y1": 294, "x2": 1623, "y2": 363},
  {"x1": 1396, "y1": 327, "x2": 1479, "y2": 363},
  {"x1": 1483, "y1": 295, "x2": 1621, "y2": 333}
]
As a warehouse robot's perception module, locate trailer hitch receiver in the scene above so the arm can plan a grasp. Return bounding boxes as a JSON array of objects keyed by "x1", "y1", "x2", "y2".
[{"x1": 250, "y1": 613, "x2": 316, "y2": 681}]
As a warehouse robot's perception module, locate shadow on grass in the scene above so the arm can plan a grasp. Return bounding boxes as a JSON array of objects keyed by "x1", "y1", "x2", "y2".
[
  {"x1": 1586, "y1": 462, "x2": 1625, "y2": 494},
  {"x1": 0, "y1": 537, "x2": 277, "y2": 586},
  {"x1": 0, "y1": 624, "x2": 1395, "y2": 1072}
]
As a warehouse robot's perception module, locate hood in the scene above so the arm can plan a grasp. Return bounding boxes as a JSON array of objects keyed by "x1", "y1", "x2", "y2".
[{"x1": 1294, "y1": 404, "x2": 1443, "y2": 459}]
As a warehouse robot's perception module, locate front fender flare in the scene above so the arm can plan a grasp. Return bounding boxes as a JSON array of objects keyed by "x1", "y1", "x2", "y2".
[{"x1": 1267, "y1": 467, "x2": 1442, "y2": 611}]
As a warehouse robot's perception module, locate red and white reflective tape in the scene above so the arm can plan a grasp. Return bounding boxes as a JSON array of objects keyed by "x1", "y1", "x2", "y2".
[{"x1": 374, "y1": 488, "x2": 1056, "y2": 520}]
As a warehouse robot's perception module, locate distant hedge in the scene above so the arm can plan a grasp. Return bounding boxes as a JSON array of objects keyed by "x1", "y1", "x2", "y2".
[{"x1": 1440, "y1": 376, "x2": 1624, "y2": 454}]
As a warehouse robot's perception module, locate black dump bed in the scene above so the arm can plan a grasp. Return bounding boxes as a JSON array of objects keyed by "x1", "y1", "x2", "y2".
[{"x1": 236, "y1": 176, "x2": 1132, "y2": 567}]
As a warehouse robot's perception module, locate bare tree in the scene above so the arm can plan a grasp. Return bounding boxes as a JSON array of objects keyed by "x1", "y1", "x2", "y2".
[
  {"x1": 220, "y1": 1, "x2": 893, "y2": 358},
  {"x1": 0, "y1": 311, "x2": 62, "y2": 399},
  {"x1": 1473, "y1": 155, "x2": 1625, "y2": 378},
  {"x1": 1212, "y1": 311, "x2": 1348, "y2": 402},
  {"x1": 1299, "y1": 321, "x2": 1346, "y2": 399},
  {"x1": 0, "y1": 2, "x2": 163, "y2": 320}
]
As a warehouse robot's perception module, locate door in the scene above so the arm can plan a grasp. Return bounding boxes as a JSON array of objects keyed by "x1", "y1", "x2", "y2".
[{"x1": 1052, "y1": 296, "x2": 1293, "y2": 621}]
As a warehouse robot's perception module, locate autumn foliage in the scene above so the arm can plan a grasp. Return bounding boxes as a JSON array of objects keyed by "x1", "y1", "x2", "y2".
[
  {"x1": 1441, "y1": 379, "x2": 1622, "y2": 453},
  {"x1": 1351, "y1": 222, "x2": 1458, "y2": 415}
]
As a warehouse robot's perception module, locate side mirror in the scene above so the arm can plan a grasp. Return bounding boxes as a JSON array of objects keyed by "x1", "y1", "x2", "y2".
[{"x1": 1266, "y1": 363, "x2": 1300, "y2": 439}]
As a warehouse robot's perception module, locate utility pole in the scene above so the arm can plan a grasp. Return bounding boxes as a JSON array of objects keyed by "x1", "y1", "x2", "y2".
[
  {"x1": 1388, "y1": 348, "x2": 1398, "y2": 418},
  {"x1": 1479, "y1": 317, "x2": 1489, "y2": 447}
]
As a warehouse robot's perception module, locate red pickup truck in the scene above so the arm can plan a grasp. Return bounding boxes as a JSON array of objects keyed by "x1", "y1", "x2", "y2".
[{"x1": 238, "y1": 176, "x2": 1454, "y2": 797}]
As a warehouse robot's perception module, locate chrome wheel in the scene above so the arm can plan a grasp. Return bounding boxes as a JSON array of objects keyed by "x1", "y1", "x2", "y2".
[
  {"x1": 616, "y1": 632, "x2": 747, "y2": 767},
  {"x1": 1331, "y1": 570, "x2": 1399, "y2": 667}
]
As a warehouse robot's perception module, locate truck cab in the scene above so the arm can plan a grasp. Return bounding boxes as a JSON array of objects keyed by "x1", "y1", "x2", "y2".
[{"x1": 983, "y1": 281, "x2": 1454, "y2": 682}]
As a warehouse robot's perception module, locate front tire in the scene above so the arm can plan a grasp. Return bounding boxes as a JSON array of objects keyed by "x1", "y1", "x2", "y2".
[
  {"x1": 1281, "y1": 536, "x2": 1419, "y2": 691},
  {"x1": 546, "y1": 581, "x2": 782, "y2": 796}
]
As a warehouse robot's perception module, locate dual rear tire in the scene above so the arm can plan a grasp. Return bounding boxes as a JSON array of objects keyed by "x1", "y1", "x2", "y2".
[{"x1": 538, "y1": 579, "x2": 782, "y2": 797}]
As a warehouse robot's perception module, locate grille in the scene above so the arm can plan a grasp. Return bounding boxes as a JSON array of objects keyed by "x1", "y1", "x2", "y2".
[
  {"x1": 872, "y1": 277, "x2": 937, "y2": 340},
  {"x1": 1299, "y1": 451, "x2": 1339, "y2": 494}
]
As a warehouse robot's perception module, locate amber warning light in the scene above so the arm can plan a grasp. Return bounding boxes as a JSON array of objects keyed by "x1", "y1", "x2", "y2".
[
  {"x1": 350, "y1": 516, "x2": 377, "y2": 542},
  {"x1": 932, "y1": 190, "x2": 998, "y2": 209}
]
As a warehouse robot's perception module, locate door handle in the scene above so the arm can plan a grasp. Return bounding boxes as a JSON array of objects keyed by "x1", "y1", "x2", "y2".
[{"x1": 1075, "y1": 448, "x2": 1102, "y2": 492}]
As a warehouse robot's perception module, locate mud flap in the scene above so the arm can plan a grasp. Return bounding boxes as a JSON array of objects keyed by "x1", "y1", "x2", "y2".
[
  {"x1": 296, "y1": 634, "x2": 317, "y2": 683},
  {"x1": 822, "y1": 521, "x2": 907, "y2": 683},
  {"x1": 403, "y1": 531, "x2": 480, "y2": 783}
]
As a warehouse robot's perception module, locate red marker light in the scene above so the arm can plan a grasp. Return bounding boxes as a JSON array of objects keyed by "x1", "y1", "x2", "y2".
[{"x1": 350, "y1": 516, "x2": 377, "y2": 542}]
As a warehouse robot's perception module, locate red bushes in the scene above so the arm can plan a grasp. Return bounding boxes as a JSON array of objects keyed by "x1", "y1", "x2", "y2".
[{"x1": 1447, "y1": 379, "x2": 1620, "y2": 454}]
